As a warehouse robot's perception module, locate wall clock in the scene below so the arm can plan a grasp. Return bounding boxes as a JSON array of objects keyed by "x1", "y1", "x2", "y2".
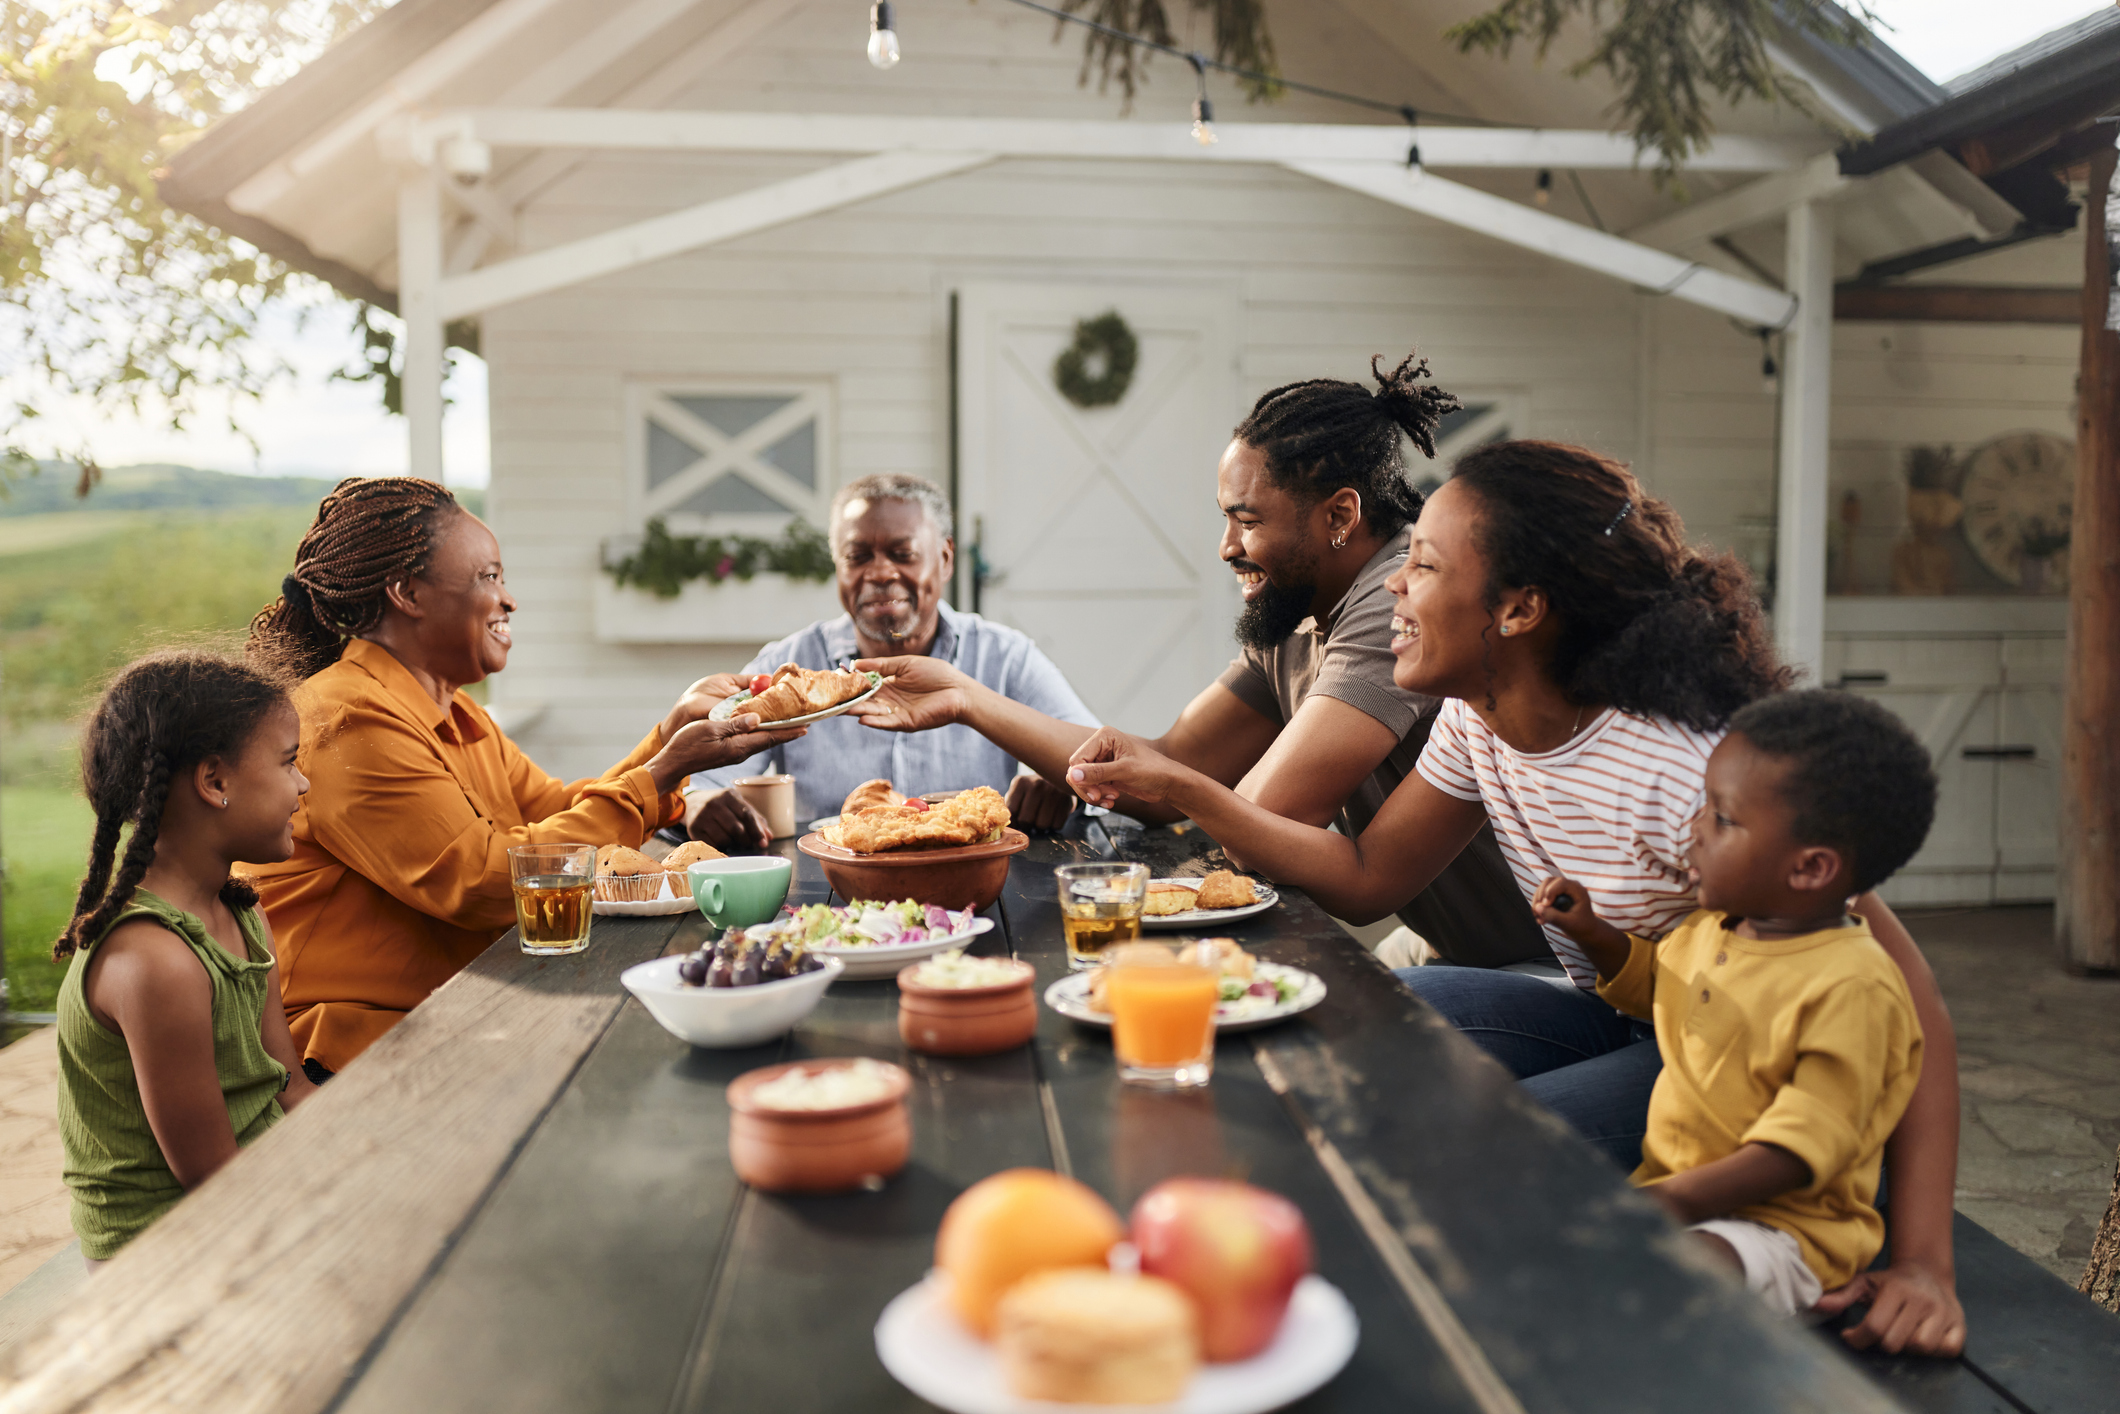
[{"x1": 1957, "y1": 430, "x2": 2074, "y2": 589}]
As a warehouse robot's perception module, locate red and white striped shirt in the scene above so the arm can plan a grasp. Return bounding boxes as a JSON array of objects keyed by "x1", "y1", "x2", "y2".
[{"x1": 1416, "y1": 699, "x2": 1722, "y2": 989}]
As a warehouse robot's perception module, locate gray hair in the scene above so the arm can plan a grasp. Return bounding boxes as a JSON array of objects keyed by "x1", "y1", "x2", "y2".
[{"x1": 827, "y1": 474, "x2": 955, "y2": 547}]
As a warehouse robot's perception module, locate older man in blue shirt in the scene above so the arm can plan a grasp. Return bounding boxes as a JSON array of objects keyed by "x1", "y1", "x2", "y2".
[{"x1": 682, "y1": 474, "x2": 1096, "y2": 847}]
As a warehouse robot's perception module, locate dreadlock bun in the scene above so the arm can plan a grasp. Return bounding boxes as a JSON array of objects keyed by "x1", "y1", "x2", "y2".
[
  {"x1": 1451, "y1": 441, "x2": 1793, "y2": 731},
  {"x1": 1233, "y1": 349, "x2": 1461, "y2": 539},
  {"x1": 247, "y1": 477, "x2": 461, "y2": 679}
]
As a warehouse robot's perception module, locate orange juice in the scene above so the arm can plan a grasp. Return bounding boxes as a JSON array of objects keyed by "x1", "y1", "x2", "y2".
[{"x1": 1106, "y1": 956, "x2": 1217, "y2": 1088}]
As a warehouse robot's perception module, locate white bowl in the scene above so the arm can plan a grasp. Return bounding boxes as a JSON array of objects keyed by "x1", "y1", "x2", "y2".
[{"x1": 620, "y1": 952, "x2": 843, "y2": 1048}]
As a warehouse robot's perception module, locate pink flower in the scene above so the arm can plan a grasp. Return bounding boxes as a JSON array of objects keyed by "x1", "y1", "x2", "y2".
[{"x1": 714, "y1": 555, "x2": 735, "y2": 580}]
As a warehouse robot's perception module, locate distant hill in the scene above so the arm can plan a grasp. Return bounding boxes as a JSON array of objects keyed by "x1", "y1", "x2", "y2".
[{"x1": 1, "y1": 462, "x2": 484, "y2": 518}]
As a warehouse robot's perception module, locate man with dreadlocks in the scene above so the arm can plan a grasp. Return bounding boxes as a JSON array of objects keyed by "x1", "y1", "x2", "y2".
[
  {"x1": 243, "y1": 477, "x2": 802, "y2": 1076},
  {"x1": 851, "y1": 352, "x2": 1546, "y2": 967}
]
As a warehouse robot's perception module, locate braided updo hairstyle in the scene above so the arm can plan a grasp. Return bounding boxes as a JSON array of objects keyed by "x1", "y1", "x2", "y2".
[
  {"x1": 55, "y1": 650, "x2": 295, "y2": 959},
  {"x1": 246, "y1": 476, "x2": 461, "y2": 679},
  {"x1": 1232, "y1": 351, "x2": 1460, "y2": 539},
  {"x1": 1450, "y1": 441, "x2": 1792, "y2": 730}
]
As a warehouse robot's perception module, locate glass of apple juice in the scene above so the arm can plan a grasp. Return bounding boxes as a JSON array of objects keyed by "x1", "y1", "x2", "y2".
[
  {"x1": 508, "y1": 844, "x2": 596, "y2": 956},
  {"x1": 1055, "y1": 862, "x2": 1150, "y2": 970},
  {"x1": 1105, "y1": 942, "x2": 1218, "y2": 1089}
]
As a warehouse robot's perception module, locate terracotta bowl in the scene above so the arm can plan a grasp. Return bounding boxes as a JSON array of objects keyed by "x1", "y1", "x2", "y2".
[
  {"x1": 726, "y1": 1058, "x2": 913, "y2": 1195},
  {"x1": 797, "y1": 828, "x2": 1030, "y2": 912},
  {"x1": 895, "y1": 958, "x2": 1039, "y2": 1056}
]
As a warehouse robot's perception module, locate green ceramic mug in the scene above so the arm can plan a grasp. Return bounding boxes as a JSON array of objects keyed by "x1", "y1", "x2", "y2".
[{"x1": 690, "y1": 856, "x2": 794, "y2": 929}]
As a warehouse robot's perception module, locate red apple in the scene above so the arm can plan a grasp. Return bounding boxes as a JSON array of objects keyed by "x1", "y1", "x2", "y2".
[{"x1": 1129, "y1": 1178, "x2": 1312, "y2": 1361}]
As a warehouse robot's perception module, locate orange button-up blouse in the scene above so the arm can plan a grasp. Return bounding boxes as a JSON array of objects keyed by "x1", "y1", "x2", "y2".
[{"x1": 250, "y1": 639, "x2": 683, "y2": 1072}]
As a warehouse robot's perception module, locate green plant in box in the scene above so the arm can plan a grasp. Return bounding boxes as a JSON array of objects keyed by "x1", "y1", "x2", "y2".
[{"x1": 604, "y1": 519, "x2": 835, "y2": 599}]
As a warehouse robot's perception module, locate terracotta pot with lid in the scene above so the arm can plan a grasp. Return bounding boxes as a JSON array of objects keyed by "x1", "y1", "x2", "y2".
[
  {"x1": 727, "y1": 1058, "x2": 912, "y2": 1194},
  {"x1": 896, "y1": 957, "x2": 1038, "y2": 1056}
]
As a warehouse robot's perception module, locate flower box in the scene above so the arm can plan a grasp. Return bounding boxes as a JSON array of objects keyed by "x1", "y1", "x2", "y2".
[{"x1": 593, "y1": 573, "x2": 842, "y2": 645}]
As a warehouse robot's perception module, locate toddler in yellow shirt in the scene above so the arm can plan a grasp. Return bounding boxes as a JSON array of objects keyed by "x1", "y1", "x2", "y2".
[{"x1": 1533, "y1": 690, "x2": 1936, "y2": 1315}]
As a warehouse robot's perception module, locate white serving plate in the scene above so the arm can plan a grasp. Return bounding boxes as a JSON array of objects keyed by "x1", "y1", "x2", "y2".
[
  {"x1": 593, "y1": 875, "x2": 700, "y2": 916},
  {"x1": 620, "y1": 952, "x2": 842, "y2": 1048},
  {"x1": 1139, "y1": 879, "x2": 1280, "y2": 931},
  {"x1": 875, "y1": 1272, "x2": 1358, "y2": 1414},
  {"x1": 709, "y1": 672, "x2": 884, "y2": 728},
  {"x1": 1043, "y1": 961, "x2": 1326, "y2": 1034},
  {"x1": 749, "y1": 914, "x2": 997, "y2": 982}
]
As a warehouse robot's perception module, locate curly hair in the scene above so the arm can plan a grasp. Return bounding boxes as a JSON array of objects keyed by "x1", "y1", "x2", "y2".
[
  {"x1": 1449, "y1": 441, "x2": 1792, "y2": 730},
  {"x1": 55, "y1": 650, "x2": 294, "y2": 960},
  {"x1": 246, "y1": 476, "x2": 461, "y2": 679},
  {"x1": 1728, "y1": 690, "x2": 1937, "y2": 894},
  {"x1": 1233, "y1": 351, "x2": 1460, "y2": 539}
]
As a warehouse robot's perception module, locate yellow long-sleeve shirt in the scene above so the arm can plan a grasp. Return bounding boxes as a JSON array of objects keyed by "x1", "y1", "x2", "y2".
[
  {"x1": 1596, "y1": 909, "x2": 1923, "y2": 1288},
  {"x1": 250, "y1": 639, "x2": 682, "y2": 1073}
]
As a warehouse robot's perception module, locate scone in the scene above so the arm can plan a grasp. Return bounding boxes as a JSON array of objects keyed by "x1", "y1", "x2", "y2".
[
  {"x1": 1193, "y1": 870, "x2": 1259, "y2": 911},
  {"x1": 1178, "y1": 936, "x2": 1255, "y2": 982},
  {"x1": 595, "y1": 844, "x2": 665, "y2": 902},
  {"x1": 1143, "y1": 882, "x2": 1198, "y2": 917},
  {"x1": 994, "y1": 1268, "x2": 1199, "y2": 1405},
  {"x1": 661, "y1": 839, "x2": 724, "y2": 892}
]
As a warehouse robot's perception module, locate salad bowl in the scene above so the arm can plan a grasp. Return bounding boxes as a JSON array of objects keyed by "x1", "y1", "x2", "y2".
[
  {"x1": 797, "y1": 829, "x2": 1029, "y2": 912},
  {"x1": 753, "y1": 901, "x2": 997, "y2": 981}
]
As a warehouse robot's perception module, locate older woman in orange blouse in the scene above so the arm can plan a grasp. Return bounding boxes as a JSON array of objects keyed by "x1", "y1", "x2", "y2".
[{"x1": 244, "y1": 478, "x2": 799, "y2": 1076}]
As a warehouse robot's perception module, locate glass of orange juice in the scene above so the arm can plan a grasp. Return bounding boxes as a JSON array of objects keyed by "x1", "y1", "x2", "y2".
[{"x1": 1104, "y1": 942, "x2": 1217, "y2": 1089}]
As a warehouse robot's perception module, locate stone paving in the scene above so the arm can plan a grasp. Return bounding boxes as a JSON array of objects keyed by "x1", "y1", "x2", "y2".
[
  {"x1": 0, "y1": 1025, "x2": 73, "y2": 1296},
  {"x1": 1914, "y1": 905, "x2": 2120, "y2": 1284}
]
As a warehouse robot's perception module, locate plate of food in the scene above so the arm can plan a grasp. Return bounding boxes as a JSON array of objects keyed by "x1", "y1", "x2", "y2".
[
  {"x1": 592, "y1": 841, "x2": 723, "y2": 915},
  {"x1": 748, "y1": 899, "x2": 997, "y2": 980},
  {"x1": 1044, "y1": 939, "x2": 1325, "y2": 1033},
  {"x1": 710, "y1": 665, "x2": 885, "y2": 728},
  {"x1": 1140, "y1": 870, "x2": 1279, "y2": 929}
]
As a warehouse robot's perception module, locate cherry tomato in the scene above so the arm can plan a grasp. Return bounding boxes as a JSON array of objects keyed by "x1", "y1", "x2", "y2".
[
  {"x1": 748, "y1": 674, "x2": 773, "y2": 695},
  {"x1": 907, "y1": 797, "x2": 930, "y2": 812}
]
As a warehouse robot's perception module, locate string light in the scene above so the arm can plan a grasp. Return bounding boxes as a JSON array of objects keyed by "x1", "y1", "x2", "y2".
[
  {"x1": 867, "y1": 0, "x2": 900, "y2": 69},
  {"x1": 1759, "y1": 329, "x2": 1779, "y2": 394},
  {"x1": 1534, "y1": 168, "x2": 1553, "y2": 207},
  {"x1": 1187, "y1": 53, "x2": 1216, "y2": 146}
]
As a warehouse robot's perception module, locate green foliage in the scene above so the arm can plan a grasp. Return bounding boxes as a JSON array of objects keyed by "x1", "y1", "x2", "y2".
[
  {"x1": 0, "y1": 0, "x2": 390, "y2": 474},
  {"x1": 1057, "y1": 0, "x2": 1282, "y2": 103},
  {"x1": 2, "y1": 784, "x2": 94, "y2": 1012},
  {"x1": 604, "y1": 518, "x2": 836, "y2": 600},
  {"x1": 1445, "y1": 0, "x2": 1878, "y2": 179},
  {"x1": 0, "y1": 459, "x2": 340, "y2": 515},
  {"x1": 332, "y1": 300, "x2": 484, "y2": 416}
]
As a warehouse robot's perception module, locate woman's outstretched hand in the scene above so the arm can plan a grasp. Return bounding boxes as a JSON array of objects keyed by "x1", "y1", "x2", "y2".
[
  {"x1": 1065, "y1": 728, "x2": 1184, "y2": 809},
  {"x1": 847, "y1": 656, "x2": 974, "y2": 733},
  {"x1": 660, "y1": 673, "x2": 753, "y2": 740},
  {"x1": 647, "y1": 716, "x2": 805, "y2": 795}
]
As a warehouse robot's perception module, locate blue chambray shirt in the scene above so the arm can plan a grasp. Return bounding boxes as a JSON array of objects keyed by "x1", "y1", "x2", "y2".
[{"x1": 691, "y1": 603, "x2": 1099, "y2": 822}]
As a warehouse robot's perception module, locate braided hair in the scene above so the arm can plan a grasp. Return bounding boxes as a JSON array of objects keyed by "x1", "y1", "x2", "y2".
[
  {"x1": 55, "y1": 650, "x2": 294, "y2": 960},
  {"x1": 246, "y1": 477, "x2": 461, "y2": 679},
  {"x1": 1450, "y1": 441, "x2": 1793, "y2": 730},
  {"x1": 1233, "y1": 352, "x2": 1460, "y2": 539}
]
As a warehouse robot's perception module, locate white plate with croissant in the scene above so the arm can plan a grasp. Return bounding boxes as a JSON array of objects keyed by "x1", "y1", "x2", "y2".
[{"x1": 709, "y1": 666, "x2": 884, "y2": 727}]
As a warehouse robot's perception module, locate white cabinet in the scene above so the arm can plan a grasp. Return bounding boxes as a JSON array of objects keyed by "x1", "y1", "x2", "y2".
[{"x1": 1821, "y1": 599, "x2": 2066, "y2": 908}]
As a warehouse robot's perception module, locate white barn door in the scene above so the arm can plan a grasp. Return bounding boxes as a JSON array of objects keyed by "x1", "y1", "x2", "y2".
[{"x1": 957, "y1": 283, "x2": 1240, "y2": 734}]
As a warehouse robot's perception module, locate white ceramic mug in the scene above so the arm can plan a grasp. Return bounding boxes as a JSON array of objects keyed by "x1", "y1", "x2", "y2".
[{"x1": 732, "y1": 774, "x2": 798, "y2": 839}]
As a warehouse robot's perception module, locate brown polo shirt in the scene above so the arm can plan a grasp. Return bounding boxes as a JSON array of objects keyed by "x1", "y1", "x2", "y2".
[{"x1": 1216, "y1": 540, "x2": 1549, "y2": 967}]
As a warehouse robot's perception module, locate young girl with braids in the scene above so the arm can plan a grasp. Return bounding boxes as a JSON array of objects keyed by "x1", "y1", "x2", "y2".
[
  {"x1": 1065, "y1": 441, "x2": 1968, "y2": 1356},
  {"x1": 54, "y1": 651, "x2": 317, "y2": 1265},
  {"x1": 244, "y1": 477, "x2": 799, "y2": 1075},
  {"x1": 849, "y1": 352, "x2": 1543, "y2": 964}
]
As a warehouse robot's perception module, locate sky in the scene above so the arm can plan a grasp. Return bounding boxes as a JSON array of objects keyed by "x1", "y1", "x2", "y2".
[{"x1": 15, "y1": 0, "x2": 2114, "y2": 491}]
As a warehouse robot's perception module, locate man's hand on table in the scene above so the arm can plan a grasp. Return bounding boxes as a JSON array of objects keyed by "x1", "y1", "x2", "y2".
[
  {"x1": 848, "y1": 655, "x2": 975, "y2": 732},
  {"x1": 1006, "y1": 774, "x2": 1077, "y2": 831},
  {"x1": 684, "y1": 786, "x2": 775, "y2": 851},
  {"x1": 1813, "y1": 1261, "x2": 1967, "y2": 1357}
]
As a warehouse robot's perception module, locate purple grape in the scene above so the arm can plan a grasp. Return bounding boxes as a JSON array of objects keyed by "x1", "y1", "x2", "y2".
[{"x1": 677, "y1": 952, "x2": 709, "y2": 987}]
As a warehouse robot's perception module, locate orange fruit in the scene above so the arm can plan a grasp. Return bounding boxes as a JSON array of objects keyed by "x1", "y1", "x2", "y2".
[{"x1": 935, "y1": 1168, "x2": 1125, "y2": 1336}]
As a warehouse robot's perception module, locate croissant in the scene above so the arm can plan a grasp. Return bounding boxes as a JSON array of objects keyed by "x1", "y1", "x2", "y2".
[{"x1": 842, "y1": 778, "x2": 907, "y2": 817}]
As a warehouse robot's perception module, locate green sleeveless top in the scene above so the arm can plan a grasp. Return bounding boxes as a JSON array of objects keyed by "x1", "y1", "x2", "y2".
[{"x1": 56, "y1": 888, "x2": 287, "y2": 1259}]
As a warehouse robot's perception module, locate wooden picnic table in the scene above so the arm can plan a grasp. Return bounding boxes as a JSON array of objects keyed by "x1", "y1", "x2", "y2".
[{"x1": 10, "y1": 816, "x2": 2105, "y2": 1413}]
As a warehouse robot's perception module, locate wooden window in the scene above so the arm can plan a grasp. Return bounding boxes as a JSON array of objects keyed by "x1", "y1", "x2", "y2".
[{"x1": 626, "y1": 383, "x2": 833, "y2": 534}]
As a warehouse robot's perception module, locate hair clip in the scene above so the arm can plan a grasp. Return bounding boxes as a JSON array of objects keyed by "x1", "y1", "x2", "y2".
[{"x1": 1602, "y1": 500, "x2": 1633, "y2": 536}]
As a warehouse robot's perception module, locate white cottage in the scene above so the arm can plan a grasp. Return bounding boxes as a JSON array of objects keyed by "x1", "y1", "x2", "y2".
[{"x1": 162, "y1": 0, "x2": 2105, "y2": 908}]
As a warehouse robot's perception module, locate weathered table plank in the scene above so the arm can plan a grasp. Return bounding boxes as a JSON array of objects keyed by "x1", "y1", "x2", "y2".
[{"x1": 0, "y1": 910, "x2": 676, "y2": 1414}]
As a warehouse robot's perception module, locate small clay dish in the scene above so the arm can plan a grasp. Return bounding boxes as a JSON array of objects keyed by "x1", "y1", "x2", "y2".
[
  {"x1": 726, "y1": 1058, "x2": 912, "y2": 1195},
  {"x1": 896, "y1": 957, "x2": 1038, "y2": 1056}
]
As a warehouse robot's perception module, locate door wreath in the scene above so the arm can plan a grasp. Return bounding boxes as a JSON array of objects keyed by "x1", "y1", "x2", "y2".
[{"x1": 1053, "y1": 310, "x2": 1138, "y2": 408}]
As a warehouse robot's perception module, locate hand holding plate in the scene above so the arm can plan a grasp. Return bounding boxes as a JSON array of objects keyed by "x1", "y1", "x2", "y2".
[
  {"x1": 848, "y1": 654, "x2": 971, "y2": 732},
  {"x1": 648, "y1": 716, "x2": 806, "y2": 794},
  {"x1": 661, "y1": 672, "x2": 753, "y2": 739}
]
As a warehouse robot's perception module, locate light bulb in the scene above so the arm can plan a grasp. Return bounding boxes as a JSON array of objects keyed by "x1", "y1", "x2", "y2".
[
  {"x1": 1191, "y1": 95, "x2": 1217, "y2": 146},
  {"x1": 1534, "y1": 168, "x2": 1552, "y2": 208},
  {"x1": 868, "y1": 1, "x2": 900, "y2": 69}
]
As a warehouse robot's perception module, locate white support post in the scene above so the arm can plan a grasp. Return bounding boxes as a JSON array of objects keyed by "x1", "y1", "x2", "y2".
[
  {"x1": 1775, "y1": 200, "x2": 1835, "y2": 684},
  {"x1": 397, "y1": 169, "x2": 446, "y2": 481}
]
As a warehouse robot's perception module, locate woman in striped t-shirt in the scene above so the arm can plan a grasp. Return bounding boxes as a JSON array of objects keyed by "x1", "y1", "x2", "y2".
[{"x1": 1066, "y1": 441, "x2": 1966, "y2": 1356}]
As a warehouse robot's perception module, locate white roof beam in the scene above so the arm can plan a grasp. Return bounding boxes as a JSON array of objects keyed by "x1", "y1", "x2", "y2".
[
  {"x1": 1623, "y1": 154, "x2": 1852, "y2": 250},
  {"x1": 436, "y1": 150, "x2": 993, "y2": 320},
  {"x1": 417, "y1": 109, "x2": 1816, "y2": 172},
  {"x1": 1288, "y1": 159, "x2": 1798, "y2": 328}
]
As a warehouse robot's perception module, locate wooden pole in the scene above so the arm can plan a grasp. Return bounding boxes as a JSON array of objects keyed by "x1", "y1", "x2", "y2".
[{"x1": 2057, "y1": 134, "x2": 2120, "y2": 976}]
